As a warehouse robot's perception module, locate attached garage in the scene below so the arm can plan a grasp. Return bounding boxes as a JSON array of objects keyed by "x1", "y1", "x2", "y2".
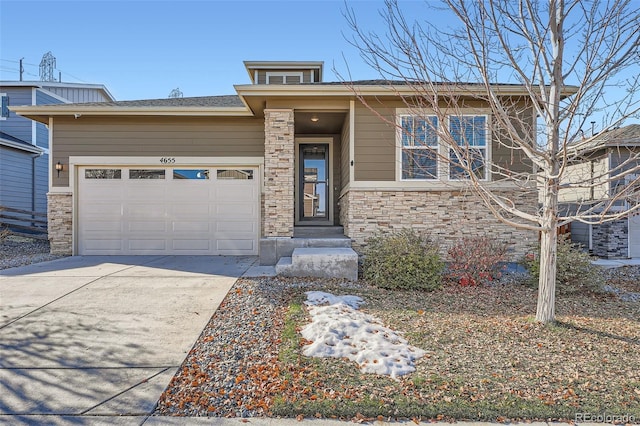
[{"x1": 77, "y1": 165, "x2": 259, "y2": 255}]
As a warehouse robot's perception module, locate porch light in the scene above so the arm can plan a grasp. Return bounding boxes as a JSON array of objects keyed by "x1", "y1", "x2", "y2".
[
  {"x1": 310, "y1": 115, "x2": 319, "y2": 122},
  {"x1": 55, "y1": 161, "x2": 63, "y2": 177}
]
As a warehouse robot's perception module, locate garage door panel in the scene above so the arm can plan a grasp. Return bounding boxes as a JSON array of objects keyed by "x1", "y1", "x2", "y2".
[
  {"x1": 127, "y1": 221, "x2": 167, "y2": 232},
  {"x1": 217, "y1": 239, "x2": 255, "y2": 252},
  {"x1": 82, "y1": 239, "x2": 123, "y2": 251},
  {"x1": 128, "y1": 239, "x2": 167, "y2": 251},
  {"x1": 172, "y1": 239, "x2": 211, "y2": 251},
  {"x1": 172, "y1": 221, "x2": 211, "y2": 232},
  {"x1": 215, "y1": 203, "x2": 258, "y2": 217},
  {"x1": 216, "y1": 221, "x2": 256, "y2": 233},
  {"x1": 78, "y1": 166, "x2": 259, "y2": 255},
  {"x1": 167, "y1": 204, "x2": 211, "y2": 218},
  {"x1": 82, "y1": 203, "x2": 122, "y2": 217},
  {"x1": 82, "y1": 221, "x2": 122, "y2": 232},
  {"x1": 126, "y1": 204, "x2": 166, "y2": 219}
]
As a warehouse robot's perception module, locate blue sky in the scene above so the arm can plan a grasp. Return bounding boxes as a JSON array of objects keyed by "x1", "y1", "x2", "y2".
[
  {"x1": 0, "y1": 0, "x2": 408, "y2": 100},
  {"x1": 1, "y1": 0, "x2": 637, "y2": 127}
]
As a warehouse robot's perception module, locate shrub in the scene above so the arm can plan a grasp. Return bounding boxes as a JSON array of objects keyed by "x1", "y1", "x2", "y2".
[
  {"x1": 446, "y1": 236, "x2": 508, "y2": 286},
  {"x1": 522, "y1": 234, "x2": 604, "y2": 293},
  {"x1": 362, "y1": 228, "x2": 444, "y2": 291}
]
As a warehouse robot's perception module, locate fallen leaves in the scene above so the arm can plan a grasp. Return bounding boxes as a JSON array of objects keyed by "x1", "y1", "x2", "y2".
[{"x1": 155, "y1": 276, "x2": 640, "y2": 421}]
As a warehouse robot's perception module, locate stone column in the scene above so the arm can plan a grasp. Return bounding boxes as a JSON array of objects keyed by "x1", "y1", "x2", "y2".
[
  {"x1": 47, "y1": 192, "x2": 73, "y2": 255},
  {"x1": 263, "y1": 109, "x2": 295, "y2": 237}
]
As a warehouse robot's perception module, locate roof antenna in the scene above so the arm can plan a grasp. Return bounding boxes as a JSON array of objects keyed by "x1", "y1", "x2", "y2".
[
  {"x1": 39, "y1": 51, "x2": 56, "y2": 82},
  {"x1": 591, "y1": 121, "x2": 596, "y2": 137}
]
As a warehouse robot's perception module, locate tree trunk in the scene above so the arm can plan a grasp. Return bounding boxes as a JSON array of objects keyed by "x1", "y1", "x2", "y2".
[{"x1": 536, "y1": 177, "x2": 559, "y2": 323}]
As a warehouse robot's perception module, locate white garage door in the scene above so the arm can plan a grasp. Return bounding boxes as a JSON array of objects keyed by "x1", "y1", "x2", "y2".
[
  {"x1": 78, "y1": 166, "x2": 259, "y2": 255},
  {"x1": 630, "y1": 211, "x2": 640, "y2": 258}
]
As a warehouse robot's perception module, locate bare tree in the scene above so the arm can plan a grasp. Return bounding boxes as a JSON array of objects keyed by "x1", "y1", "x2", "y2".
[{"x1": 342, "y1": 0, "x2": 640, "y2": 323}]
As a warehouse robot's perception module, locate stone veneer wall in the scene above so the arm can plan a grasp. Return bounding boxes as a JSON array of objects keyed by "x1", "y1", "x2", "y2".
[
  {"x1": 339, "y1": 189, "x2": 538, "y2": 260},
  {"x1": 48, "y1": 192, "x2": 73, "y2": 255},
  {"x1": 263, "y1": 109, "x2": 295, "y2": 237},
  {"x1": 591, "y1": 219, "x2": 628, "y2": 258}
]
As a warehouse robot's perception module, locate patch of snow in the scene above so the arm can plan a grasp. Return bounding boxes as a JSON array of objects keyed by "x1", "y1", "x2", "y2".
[{"x1": 301, "y1": 291, "x2": 425, "y2": 379}]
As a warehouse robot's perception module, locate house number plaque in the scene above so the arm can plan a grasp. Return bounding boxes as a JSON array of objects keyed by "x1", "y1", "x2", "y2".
[{"x1": 159, "y1": 157, "x2": 176, "y2": 164}]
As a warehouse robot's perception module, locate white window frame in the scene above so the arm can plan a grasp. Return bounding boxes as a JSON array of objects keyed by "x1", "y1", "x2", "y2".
[
  {"x1": 397, "y1": 114, "x2": 439, "y2": 181},
  {"x1": 265, "y1": 71, "x2": 304, "y2": 85},
  {"x1": 395, "y1": 109, "x2": 491, "y2": 182},
  {"x1": 447, "y1": 114, "x2": 490, "y2": 181}
]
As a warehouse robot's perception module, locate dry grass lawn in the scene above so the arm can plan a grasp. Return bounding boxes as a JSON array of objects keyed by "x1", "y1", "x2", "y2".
[{"x1": 272, "y1": 278, "x2": 640, "y2": 422}]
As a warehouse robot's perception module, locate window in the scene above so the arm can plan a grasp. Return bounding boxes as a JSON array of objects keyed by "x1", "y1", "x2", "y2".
[
  {"x1": 217, "y1": 169, "x2": 254, "y2": 180},
  {"x1": 173, "y1": 169, "x2": 209, "y2": 180},
  {"x1": 85, "y1": 169, "x2": 122, "y2": 179},
  {"x1": 266, "y1": 72, "x2": 303, "y2": 85},
  {"x1": 449, "y1": 116, "x2": 488, "y2": 180},
  {"x1": 400, "y1": 115, "x2": 438, "y2": 179},
  {"x1": 397, "y1": 111, "x2": 490, "y2": 181},
  {"x1": 130, "y1": 169, "x2": 165, "y2": 179},
  {"x1": 1, "y1": 94, "x2": 8, "y2": 119}
]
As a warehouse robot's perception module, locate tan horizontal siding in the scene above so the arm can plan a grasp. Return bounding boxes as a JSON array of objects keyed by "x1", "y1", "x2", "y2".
[
  {"x1": 353, "y1": 97, "x2": 534, "y2": 182},
  {"x1": 353, "y1": 101, "x2": 397, "y2": 181},
  {"x1": 341, "y1": 113, "x2": 350, "y2": 190},
  {"x1": 52, "y1": 116, "x2": 264, "y2": 187}
]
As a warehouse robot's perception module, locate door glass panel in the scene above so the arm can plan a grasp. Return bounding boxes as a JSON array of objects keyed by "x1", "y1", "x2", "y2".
[{"x1": 300, "y1": 144, "x2": 328, "y2": 220}]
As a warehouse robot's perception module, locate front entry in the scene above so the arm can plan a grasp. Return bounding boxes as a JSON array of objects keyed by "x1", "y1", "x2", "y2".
[{"x1": 296, "y1": 141, "x2": 331, "y2": 225}]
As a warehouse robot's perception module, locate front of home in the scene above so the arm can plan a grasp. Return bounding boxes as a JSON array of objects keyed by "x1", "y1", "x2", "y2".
[{"x1": 13, "y1": 61, "x2": 538, "y2": 264}]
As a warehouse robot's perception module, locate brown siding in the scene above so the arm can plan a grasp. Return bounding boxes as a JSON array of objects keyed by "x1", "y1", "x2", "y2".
[
  {"x1": 491, "y1": 100, "x2": 534, "y2": 178},
  {"x1": 353, "y1": 100, "x2": 397, "y2": 181},
  {"x1": 352, "y1": 97, "x2": 534, "y2": 182},
  {"x1": 340, "y1": 112, "x2": 350, "y2": 190},
  {"x1": 52, "y1": 116, "x2": 264, "y2": 187}
]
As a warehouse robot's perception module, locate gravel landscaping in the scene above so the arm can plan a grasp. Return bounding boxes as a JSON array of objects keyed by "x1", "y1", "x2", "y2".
[
  {"x1": 0, "y1": 235, "x2": 65, "y2": 270},
  {"x1": 154, "y1": 270, "x2": 640, "y2": 422}
]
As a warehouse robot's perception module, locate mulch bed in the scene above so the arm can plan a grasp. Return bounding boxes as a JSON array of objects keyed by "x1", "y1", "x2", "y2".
[{"x1": 154, "y1": 271, "x2": 640, "y2": 421}]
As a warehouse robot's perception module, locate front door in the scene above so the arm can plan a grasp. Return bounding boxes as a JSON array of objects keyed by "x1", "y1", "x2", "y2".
[{"x1": 298, "y1": 143, "x2": 330, "y2": 224}]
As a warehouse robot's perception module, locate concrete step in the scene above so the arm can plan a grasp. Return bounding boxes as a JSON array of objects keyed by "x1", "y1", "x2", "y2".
[
  {"x1": 293, "y1": 226, "x2": 347, "y2": 239},
  {"x1": 275, "y1": 247, "x2": 358, "y2": 281},
  {"x1": 260, "y1": 236, "x2": 352, "y2": 266}
]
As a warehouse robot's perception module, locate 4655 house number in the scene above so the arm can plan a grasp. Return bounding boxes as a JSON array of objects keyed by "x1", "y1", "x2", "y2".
[{"x1": 160, "y1": 157, "x2": 176, "y2": 164}]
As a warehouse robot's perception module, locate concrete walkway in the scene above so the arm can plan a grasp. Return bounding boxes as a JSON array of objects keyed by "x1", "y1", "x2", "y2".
[{"x1": 0, "y1": 255, "x2": 255, "y2": 424}]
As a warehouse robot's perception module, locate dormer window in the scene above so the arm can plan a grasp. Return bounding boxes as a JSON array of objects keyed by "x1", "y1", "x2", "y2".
[
  {"x1": 266, "y1": 72, "x2": 303, "y2": 85},
  {"x1": 244, "y1": 61, "x2": 323, "y2": 85}
]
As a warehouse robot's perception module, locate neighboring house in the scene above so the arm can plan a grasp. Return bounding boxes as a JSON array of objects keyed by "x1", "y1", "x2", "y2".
[
  {"x1": 13, "y1": 60, "x2": 541, "y2": 265},
  {"x1": 0, "y1": 81, "x2": 114, "y2": 223},
  {"x1": 559, "y1": 124, "x2": 640, "y2": 258}
]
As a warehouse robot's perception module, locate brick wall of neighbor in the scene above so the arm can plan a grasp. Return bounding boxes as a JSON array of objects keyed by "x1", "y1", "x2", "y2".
[
  {"x1": 340, "y1": 189, "x2": 538, "y2": 259},
  {"x1": 48, "y1": 192, "x2": 73, "y2": 255},
  {"x1": 263, "y1": 109, "x2": 295, "y2": 237},
  {"x1": 591, "y1": 219, "x2": 628, "y2": 259}
]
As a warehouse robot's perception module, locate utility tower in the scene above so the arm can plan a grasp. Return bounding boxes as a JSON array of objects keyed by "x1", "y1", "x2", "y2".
[
  {"x1": 168, "y1": 87, "x2": 183, "y2": 98},
  {"x1": 39, "y1": 51, "x2": 56, "y2": 82}
]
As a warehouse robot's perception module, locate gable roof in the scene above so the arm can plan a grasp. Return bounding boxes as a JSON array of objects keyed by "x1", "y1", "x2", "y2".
[
  {"x1": 10, "y1": 95, "x2": 251, "y2": 124},
  {"x1": 570, "y1": 124, "x2": 640, "y2": 154},
  {"x1": 0, "y1": 81, "x2": 115, "y2": 102}
]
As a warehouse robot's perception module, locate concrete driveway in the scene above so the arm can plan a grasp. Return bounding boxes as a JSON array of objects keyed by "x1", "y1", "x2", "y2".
[{"x1": 0, "y1": 255, "x2": 255, "y2": 422}]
